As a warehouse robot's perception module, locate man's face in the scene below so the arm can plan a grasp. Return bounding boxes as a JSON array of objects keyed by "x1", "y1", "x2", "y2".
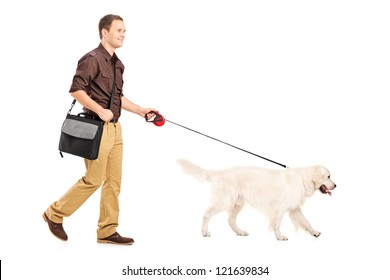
[{"x1": 105, "y1": 19, "x2": 126, "y2": 49}]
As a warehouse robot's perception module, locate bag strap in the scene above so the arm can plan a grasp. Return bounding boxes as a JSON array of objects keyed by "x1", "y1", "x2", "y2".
[{"x1": 67, "y1": 60, "x2": 117, "y2": 115}]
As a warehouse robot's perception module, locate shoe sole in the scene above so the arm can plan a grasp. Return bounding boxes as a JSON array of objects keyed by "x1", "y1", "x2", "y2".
[
  {"x1": 42, "y1": 213, "x2": 68, "y2": 241},
  {"x1": 97, "y1": 239, "x2": 134, "y2": 245}
]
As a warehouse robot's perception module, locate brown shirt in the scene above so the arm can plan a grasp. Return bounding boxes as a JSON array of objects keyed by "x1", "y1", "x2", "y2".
[{"x1": 69, "y1": 44, "x2": 125, "y2": 119}]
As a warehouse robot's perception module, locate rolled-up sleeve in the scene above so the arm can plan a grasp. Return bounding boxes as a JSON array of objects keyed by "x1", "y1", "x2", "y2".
[{"x1": 69, "y1": 54, "x2": 98, "y2": 93}]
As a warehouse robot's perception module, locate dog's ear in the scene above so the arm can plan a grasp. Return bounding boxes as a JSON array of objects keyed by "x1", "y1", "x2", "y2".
[
  {"x1": 300, "y1": 166, "x2": 318, "y2": 196},
  {"x1": 312, "y1": 165, "x2": 325, "y2": 186}
]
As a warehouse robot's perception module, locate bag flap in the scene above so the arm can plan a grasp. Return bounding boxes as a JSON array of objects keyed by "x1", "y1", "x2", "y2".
[{"x1": 61, "y1": 118, "x2": 99, "y2": 140}]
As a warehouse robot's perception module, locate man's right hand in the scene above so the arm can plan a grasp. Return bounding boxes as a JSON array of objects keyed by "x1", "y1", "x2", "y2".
[
  {"x1": 71, "y1": 90, "x2": 114, "y2": 122},
  {"x1": 97, "y1": 109, "x2": 114, "y2": 122}
]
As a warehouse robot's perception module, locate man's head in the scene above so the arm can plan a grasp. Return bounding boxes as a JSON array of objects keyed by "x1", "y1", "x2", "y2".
[{"x1": 99, "y1": 14, "x2": 126, "y2": 50}]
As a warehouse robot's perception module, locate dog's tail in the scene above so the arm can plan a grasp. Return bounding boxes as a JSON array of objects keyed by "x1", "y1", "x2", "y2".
[{"x1": 176, "y1": 159, "x2": 213, "y2": 181}]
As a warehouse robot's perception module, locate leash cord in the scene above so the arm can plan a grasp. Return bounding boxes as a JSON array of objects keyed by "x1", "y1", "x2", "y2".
[{"x1": 165, "y1": 119, "x2": 287, "y2": 168}]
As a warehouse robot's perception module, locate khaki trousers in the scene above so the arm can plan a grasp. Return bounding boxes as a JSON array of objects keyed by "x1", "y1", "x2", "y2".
[{"x1": 46, "y1": 122, "x2": 123, "y2": 239}]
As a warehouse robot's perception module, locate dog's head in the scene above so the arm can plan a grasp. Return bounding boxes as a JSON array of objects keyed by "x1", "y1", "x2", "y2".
[{"x1": 312, "y1": 165, "x2": 337, "y2": 196}]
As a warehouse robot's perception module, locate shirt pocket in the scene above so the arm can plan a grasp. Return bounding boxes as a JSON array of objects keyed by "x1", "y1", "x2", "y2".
[
  {"x1": 98, "y1": 72, "x2": 110, "y2": 92},
  {"x1": 115, "y1": 77, "x2": 123, "y2": 93}
]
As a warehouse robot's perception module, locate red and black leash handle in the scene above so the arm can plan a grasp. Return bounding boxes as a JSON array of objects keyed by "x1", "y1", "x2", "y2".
[{"x1": 145, "y1": 111, "x2": 165, "y2": 126}]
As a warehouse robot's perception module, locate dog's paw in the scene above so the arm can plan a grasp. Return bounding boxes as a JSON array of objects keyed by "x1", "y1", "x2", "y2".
[
  {"x1": 307, "y1": 228, "x2": 321, "y2": 238},
  {"x1": 202, "y1": 230, "x2": 211, "y2": 237},
  {"x1": 312, "y1": 231, "x2": 321, "y2": 238},
  {"x1": 236, "y1": 231, "x2": 249, "y2": 236},
  {"x1": 276, "y1": 235, "x2": 288, "y2": 241}
]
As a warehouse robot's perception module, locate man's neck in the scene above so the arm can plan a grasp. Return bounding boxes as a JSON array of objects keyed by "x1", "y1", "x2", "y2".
[{"x1": 101, "y1": 41, "x2": 115, "y2": 56}]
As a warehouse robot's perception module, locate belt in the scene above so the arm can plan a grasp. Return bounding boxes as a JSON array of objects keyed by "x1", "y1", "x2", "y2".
[{"x1": 84, "y1": 114, "x2": 119, "y2": 123}]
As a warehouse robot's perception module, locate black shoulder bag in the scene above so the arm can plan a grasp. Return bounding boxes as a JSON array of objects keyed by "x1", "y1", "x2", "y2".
[{"x1": 59, "y1": 62, "x2": 116, "y2": 160}]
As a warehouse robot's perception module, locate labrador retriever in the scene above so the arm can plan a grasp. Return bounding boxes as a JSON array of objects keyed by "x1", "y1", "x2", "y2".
[{"x1": 176, "y1": 159, "x2": 336, "y2": 240}]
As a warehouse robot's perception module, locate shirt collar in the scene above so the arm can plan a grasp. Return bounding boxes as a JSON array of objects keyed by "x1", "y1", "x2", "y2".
[{"x1": 98, "y1": 43, "x2": 118, "y2": 63}]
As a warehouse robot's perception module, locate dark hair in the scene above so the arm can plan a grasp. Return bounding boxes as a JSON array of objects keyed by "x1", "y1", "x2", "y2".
[{"x1": 98, "y1": 14, "x2": 123, "y2": 39}]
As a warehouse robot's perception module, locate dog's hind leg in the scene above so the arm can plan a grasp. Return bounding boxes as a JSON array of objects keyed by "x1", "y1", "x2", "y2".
[
  {"x1": 289, "y1": 208, "x2": 321, "y2": 238},
  {"x1": 201, "y1": 206, "x2": 224, "y2": 237},
  {"x1": 228, "y1": 196, "x2": 249, "y2": 236}
]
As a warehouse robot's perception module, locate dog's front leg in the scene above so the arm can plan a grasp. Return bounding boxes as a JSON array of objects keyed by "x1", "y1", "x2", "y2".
[
  {"x1": 270, "y1": 213, "x2": 288, "y2": 241},
  {"x1": 289, "y1": 208, "x2": 321, "y2": 238}
]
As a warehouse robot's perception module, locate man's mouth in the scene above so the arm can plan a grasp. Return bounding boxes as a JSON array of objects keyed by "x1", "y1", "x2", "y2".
[{"x1": 320, "y1": 185, "x2": 332, "y2": 196}]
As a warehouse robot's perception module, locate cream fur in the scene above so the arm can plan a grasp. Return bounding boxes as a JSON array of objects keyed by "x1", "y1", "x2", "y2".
[{"x1": 177, "y1": 159, "x2": 336, "y2": 240}]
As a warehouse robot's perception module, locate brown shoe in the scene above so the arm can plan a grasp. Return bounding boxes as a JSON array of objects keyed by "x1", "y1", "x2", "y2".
[
  {"x1": 42, "y1": 212, "x2": 68, "y2": 241},
  {"x1": 97, "y1": 232, "x2": 134, "y2": 245}
]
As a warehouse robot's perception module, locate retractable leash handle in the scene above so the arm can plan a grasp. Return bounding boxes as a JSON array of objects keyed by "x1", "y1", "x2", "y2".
[{"x1": 145, "y1": 111, "x2": 165, "y2": 126}]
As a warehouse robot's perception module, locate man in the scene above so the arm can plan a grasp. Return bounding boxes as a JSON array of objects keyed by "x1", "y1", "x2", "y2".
[{"x1": 43, "y1": 14, "x2": 156, "y2": 245}]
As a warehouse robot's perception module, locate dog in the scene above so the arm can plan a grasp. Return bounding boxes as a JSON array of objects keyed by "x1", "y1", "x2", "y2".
[{"x1": 176, "y1": 159, "x2": 336, "y2": 241}]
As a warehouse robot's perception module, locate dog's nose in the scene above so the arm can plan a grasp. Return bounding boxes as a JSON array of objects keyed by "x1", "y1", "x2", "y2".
[{"x1": 333, "y1": 184, "x2": 337, "y2": 189}]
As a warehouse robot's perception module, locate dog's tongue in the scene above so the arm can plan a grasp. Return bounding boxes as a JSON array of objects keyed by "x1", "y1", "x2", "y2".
[{"x1": 320, "y1": 185, "x2": 332, "y2": 196}]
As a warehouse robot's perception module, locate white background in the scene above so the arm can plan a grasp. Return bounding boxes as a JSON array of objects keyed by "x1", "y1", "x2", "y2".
[{"x1": 1, "y1": 0, "x2": 389, "y2": 279}]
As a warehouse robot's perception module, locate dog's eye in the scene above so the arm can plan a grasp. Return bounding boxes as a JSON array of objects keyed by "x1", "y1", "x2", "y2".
[{"x1": 328, "y1": 175, "x2": 330, "y2": 179}]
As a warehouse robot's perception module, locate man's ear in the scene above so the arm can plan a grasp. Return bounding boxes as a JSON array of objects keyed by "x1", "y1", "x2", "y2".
[{"x1": 101, "y1": 28, "x2": 108, "y2": 38}]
